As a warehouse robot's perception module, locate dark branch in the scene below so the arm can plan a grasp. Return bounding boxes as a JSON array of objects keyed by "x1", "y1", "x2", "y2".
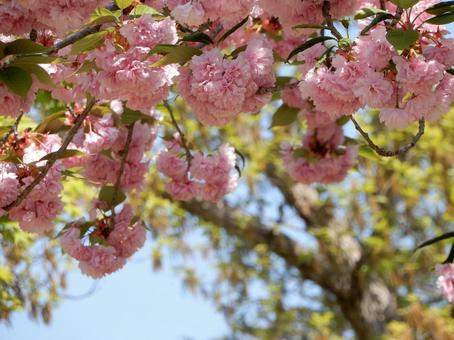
[
  {"x1": 258, "y1": 81, "x2": 301, "y2": 95},
  {"x1": 111, "y1": 122, "x2": 135, "y2": 216},
  {"x1": 163, "y1": 100, "x2": 193, "y2": 171},
  {"x1": 51, "y1": 3, "x2": 118, "y2": 52},
  {"x1": 350, "y1": 116, "x2": 425, "y2": 157},
  {"x1": 322, "y1": 1, "x2": 344, "y2": 40}
]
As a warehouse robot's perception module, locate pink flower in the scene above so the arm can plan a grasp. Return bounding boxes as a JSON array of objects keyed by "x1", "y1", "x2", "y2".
[
  {"x1": 259, "y1": 0, "x2": 359, "y2": 35},
  {"x1": 120, "y1": 15, "x2": 178, "y2": 48},
  {"x1": 83, "y1": 155, "x2": 120, "y2": 185},
  {"x1": 92, "y1": 44, "x2": 179, "y2": 114},
  {"x1": 423, "y1": 39, "x2": 454, "y2": 68},
  {"x1": 82, "y1": 115, "x2": 120, "y2": 154},
  {"x1": 355, "y1": 26, "x2": 395, "y2": 70},
  {"x1": 282, "y1": 124, "x2": 357, "y2": 184},
  {"x1": 16, "y1": 0, "x2": 111, "y2": 36},
  {"x1": 0, "y1": 83, "x2": 35, "y2": 118},
  {"x1": 107, "y1": 205, "x2": 146, "y2": 258},
  {"x1": 379, "y1": 108, "x2": 417, "y2": 129},
  {"x1": 300, "y1": 67, "x2": 361, "y2": 119},
  {"x1": 78, "y1": 246, "x2": 126, "y2": 279},
  {"x1": 166, "y1": 179, "x2": 198, "y2": 201},
  {"x1": 60, "y1": 227, "x2": 92, "y2": 262},
  {"x1": 171, "y1": 1, "x2": 205, "y2": 27},
  {"x1": 179, "y1": 37, "x2": 274, "y2": 126},
  {"x1": 9, "y1": 166, "x2": 64, "y2": 234},
  {"x1": 0, "y1": 163, "x2": 19, "y2": 214},
  {"x1": 436, "y1": 264, "x2": 454, "y2": 304},
  {"x1": 353, "y1": 71, "x2": 394, "y2": 108},
  {"x1": 156, "y1": 145, "x2": 188, "y2": 180},
  {"x1": 0, "y1": 2, "x2": 37, "y2": 36},
  {"x1": 191, "y1": 144, "x2": 236, "y2": 183},
  {"x1": 394, "y1": 56, "x2": 444, "y2": 94}
]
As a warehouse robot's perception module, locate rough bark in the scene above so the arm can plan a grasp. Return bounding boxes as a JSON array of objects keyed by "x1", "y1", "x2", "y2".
[{"x1": 164, "y1": 184, "x2": 398, "y2": 338}]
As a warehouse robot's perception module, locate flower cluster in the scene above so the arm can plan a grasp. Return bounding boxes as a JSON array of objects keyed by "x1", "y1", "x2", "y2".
[
  {"x1": 259, "y1": 0, "x2": 359, "y2": 35},
  {"x1": 71, "y1": 113, "x2": 157, "y2": 191},
  {"x1": 156, "y1": 140, "x2": 239, "y2": 202},
  {"x1": 0, "y1": 0, "x2": 110, "y2": 36},
  {"x1": 282, "y1": 123, "x2": 357, "y2": 184},
  {"x1": 148, "y1": 0, "x2": 256, "y2": 27},
  {"x1": 179, "y1": 37, "x2": 275, "y2": 126},
  {"x1": 60, "y1": 204, "x2": 145, "y2": 278},
  {"x1": 0, "y1": 133, "x2": 64, "y2": 234},
  {"x1": 436, "y1": 263, "x2": 454, "y2": 304}
]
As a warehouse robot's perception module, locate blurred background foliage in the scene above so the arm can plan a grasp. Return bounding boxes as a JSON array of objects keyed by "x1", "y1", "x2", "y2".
[{"x1": 1, "y1": 89, "x2": 454, "y2": 339}]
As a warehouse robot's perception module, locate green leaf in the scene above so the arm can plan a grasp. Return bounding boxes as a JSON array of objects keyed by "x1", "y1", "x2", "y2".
[
  {"x1": 386, "y1": 29, "x2": 419, "y2": 50},
  {"x1": 287, "y1": 36, "x2": 336, "y2": 61},
  {"x1": 227, "y1": 45, "x2": 247, "y2": 59},
  {"x1": 270, "y1": 104, "x2": 299, "y2": 128},
  {"x1": 4, "y1": 39, "x2": 50, "y2": 56},
  {"x1": 90, "y1": 105, "x2": 112, "y2": 117},
  {"x1": 35, "y1": 111, "x2": 66, "y2": 133},
  {"x1": 275, "y1": 76, "x2": 293, "y2": 86},
  {"x1": 12, "y1": 55, "x2": 62, "y2": 64},
  {"x1": 390, "y1": 0, "x2": 420, "y2": 8},
  {"x1": 217, "y1": 16, "x2": 249, "y2": 45},
  {"x1": 0, "y1": 66, "x2": 33, "y2": 99},
  {"x1": 360, "y1": 13, "x2": 394, "y2": 35},
  {"x1": 425, "y1": 1, "x2": 454, "y2": 15},
  {"x1": 99, "y1": 185, "x2": 127, "y2": 209},
  {"x1": 70, "y1": 31, "x2": 108, "y2": 55},
  {"x1": 75, "y1": 60, "x2": 100, "y2": 74},
  {"x1": 39, "y1": 149, "x2": 86, "y2": 162},
  {"x1": 115, "y1": 0, "x2": 133, "y2": 10},
  {"x1": 425, "y1": 11, "x2": 454, "y2": 25},
  {"x1": 354, "y1": 7, "x2": 389, "y2": 20},
  {"x1": 121, "y1": 107, "x2": 157, "y2": 125},
  {"x1": 148, "y1": 44, "x2": 179, "y2": 55},
  {"x1": 181, "y1": 32, "x2": 213, "y2": 45},
  {"x1": 416, "y1": 231, "x2": 454, "y2": 249},
  {"x1": 292, "y1": 24, "x2": 327, "y2": 30},
  {"x1": 130, "y1": 4, "x2": 162, "y2": 16},
  {"x1": 16, "y1": 64, "x2": 53, "y2": 86},
  {"x1": 89, "y1": 7, "x2": 120, "y2": 26},
  {"x1": 151, "y1": 45, "x2": 202, "y2": 67}
]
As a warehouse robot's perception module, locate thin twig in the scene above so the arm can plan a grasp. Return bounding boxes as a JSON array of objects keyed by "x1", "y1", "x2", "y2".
[
  {"x1": 0, "y1": 112, "x2": 24, "y2": 148},
  {"x1": 379, "y1": 0, "x2": 386, "y2": 10},
  {"x1": 322, "y1": 1, "x2": 343, "y2": 41},
  {"x1": 50, "y1": 3, "x2": 119, "y2": 52},
  {"x1": 258, "y1": 81, "x2": 301, "y2": 95},
  {"x1": 4, "y1": 97, "x2": 96, "y2": 212},
  {"x1": 163, "y1": 100, "x2": 193, "y2": 171},
  {"x1": 390, "y1": 6, "x2": 404, "y2": 27},
  {"x1": 350, "y1": 116, "x2": 425, "y2": 157},
  {"x1": 111, "y1": 123, "x2": 135, "y2": 216}
]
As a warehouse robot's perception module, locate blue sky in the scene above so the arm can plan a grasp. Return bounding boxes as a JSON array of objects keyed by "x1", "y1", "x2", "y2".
[{"x1": 0, "y1": 246, "x2": 229, "y2": 340}]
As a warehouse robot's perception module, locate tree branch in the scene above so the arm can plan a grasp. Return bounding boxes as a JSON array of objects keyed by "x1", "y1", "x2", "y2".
[
  {"x1": 50, "y1": 3, "x2": 118, "y2": 52},
  {"x1": 258, "y1": 81, "x2": 301, "y2": 95},
  {"x1": 4, "y1": 97, "x2": 96, "y2": 212},
  {"x1": 322, "y1": 1, "x2": 344, "y2": 41},
  {"x1": 163, "y1": 100, "x2": 193, "y2": 171},
  {"x1": 350, "y1": 116, "x2": 425, "y2": 157},
  {"x1": 111, "y1": 122, "x2": 135, "y2": 215}
]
